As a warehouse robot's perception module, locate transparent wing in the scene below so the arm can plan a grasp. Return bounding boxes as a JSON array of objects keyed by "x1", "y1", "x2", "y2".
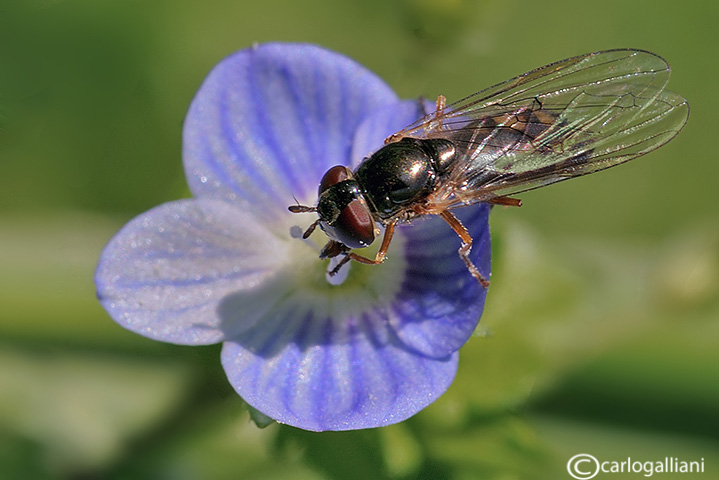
[{"x1": 390, "y1": 49, "x2": 689, "y2": 208}]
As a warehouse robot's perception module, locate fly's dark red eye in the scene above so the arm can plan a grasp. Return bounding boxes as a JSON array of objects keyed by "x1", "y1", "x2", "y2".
[
  {"x1": 316, "y1": 167, "x2": 376, "y2": 249},
  {"x1": 332, "y1": 196, "x2": 375, "y2": 248},
  {"x1": 319, "y1": 165, "x2": 352, "y2": 195}
]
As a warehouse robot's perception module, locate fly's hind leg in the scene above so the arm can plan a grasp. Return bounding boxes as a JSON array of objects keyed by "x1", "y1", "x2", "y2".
[
  {"x1": 439, "y1": 210, "x2": 489, "y2": 288},
  {"x1": 386, "y1": 94, "x2": 449, "y2": 144},
  {"x1": 427, "y1": 95, "x2": 447, "y2": 132},
  {"x1": 435, "y1": 94, "x2": 446, "y2": 114},
  {"x1": 415, "y1": 94, "x2": 446, "y2": 119}
]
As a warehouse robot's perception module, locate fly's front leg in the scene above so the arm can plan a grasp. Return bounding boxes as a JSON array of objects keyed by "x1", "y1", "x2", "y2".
[
  {"x1": 327, "y1": 220, "x2": 397, "y2": 276},
  {"x1": 439, "y1": 210, "x2": 489, "y2": 288}
]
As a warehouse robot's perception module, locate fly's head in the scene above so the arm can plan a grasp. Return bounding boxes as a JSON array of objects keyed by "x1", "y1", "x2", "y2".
[{"x1": 289, "y1": 165, "x2": 377, "y2": 258}]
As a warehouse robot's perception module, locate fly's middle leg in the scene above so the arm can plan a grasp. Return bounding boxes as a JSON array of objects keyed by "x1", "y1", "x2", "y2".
[{"x1": 439, "y1": 210, "x2": 489, "y2": 288}]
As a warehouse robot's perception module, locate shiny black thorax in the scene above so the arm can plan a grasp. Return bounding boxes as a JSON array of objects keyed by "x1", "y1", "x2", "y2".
[
  {"x1": 314, "y1": 137, "x2": 456, "y2": 249},
  {"x1": 354, "y1": 137, "x2": 456, "y2": 220}
]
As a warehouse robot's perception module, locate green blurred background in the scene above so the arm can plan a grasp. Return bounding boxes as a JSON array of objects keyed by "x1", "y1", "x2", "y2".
[{"x1": 1, "y1": 1, "x2": 716, "y2": 479}]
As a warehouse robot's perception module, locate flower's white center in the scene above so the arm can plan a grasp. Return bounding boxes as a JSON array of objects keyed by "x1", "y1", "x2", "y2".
[{"x1": 282, "y1": 219, "x2": 408, "y2": 319}]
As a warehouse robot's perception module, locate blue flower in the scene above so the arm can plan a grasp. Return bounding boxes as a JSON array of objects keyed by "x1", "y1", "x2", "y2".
[{"x1": 95, "y1": 43, "x2": 491, "y2": 431}]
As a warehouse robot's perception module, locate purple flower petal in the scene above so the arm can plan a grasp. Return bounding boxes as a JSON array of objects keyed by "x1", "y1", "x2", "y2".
[
  {"x1": 389, "y1": 204, "x2": 491, "y2": 358},
  {"x1": 183, "y1": 43, "x2": 399, "y2": 224},
  {"x1": 95, "y1": 199, "x2": 291, "y2": 345},
  {"x1": 221, "y1": 308, "x2": 458, "y2": 431}
]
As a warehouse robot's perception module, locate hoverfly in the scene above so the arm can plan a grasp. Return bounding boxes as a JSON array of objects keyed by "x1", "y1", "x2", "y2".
[{"x1": 289, "y1": 49, "x2": 689, "y2": 287}]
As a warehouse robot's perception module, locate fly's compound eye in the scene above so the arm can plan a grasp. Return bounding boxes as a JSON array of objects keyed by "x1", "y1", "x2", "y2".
[
  {"x1": 316, "y1": 169, "x2": 376, "y2": 249},
  {"x1": 319, "y1": 165, "x2": 353, "y2": 195}
]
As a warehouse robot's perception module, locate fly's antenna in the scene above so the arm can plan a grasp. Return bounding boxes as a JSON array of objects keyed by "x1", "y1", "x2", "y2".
[
  {"x1": 288, "y1": 195, "x2": 317, "y2": 213},
  {"x1": 288, "y1": 204, "x2": 317, "y2": 213},
  {"x1": 288, "y1": 198, "x2": 319, "y2": 238}
]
